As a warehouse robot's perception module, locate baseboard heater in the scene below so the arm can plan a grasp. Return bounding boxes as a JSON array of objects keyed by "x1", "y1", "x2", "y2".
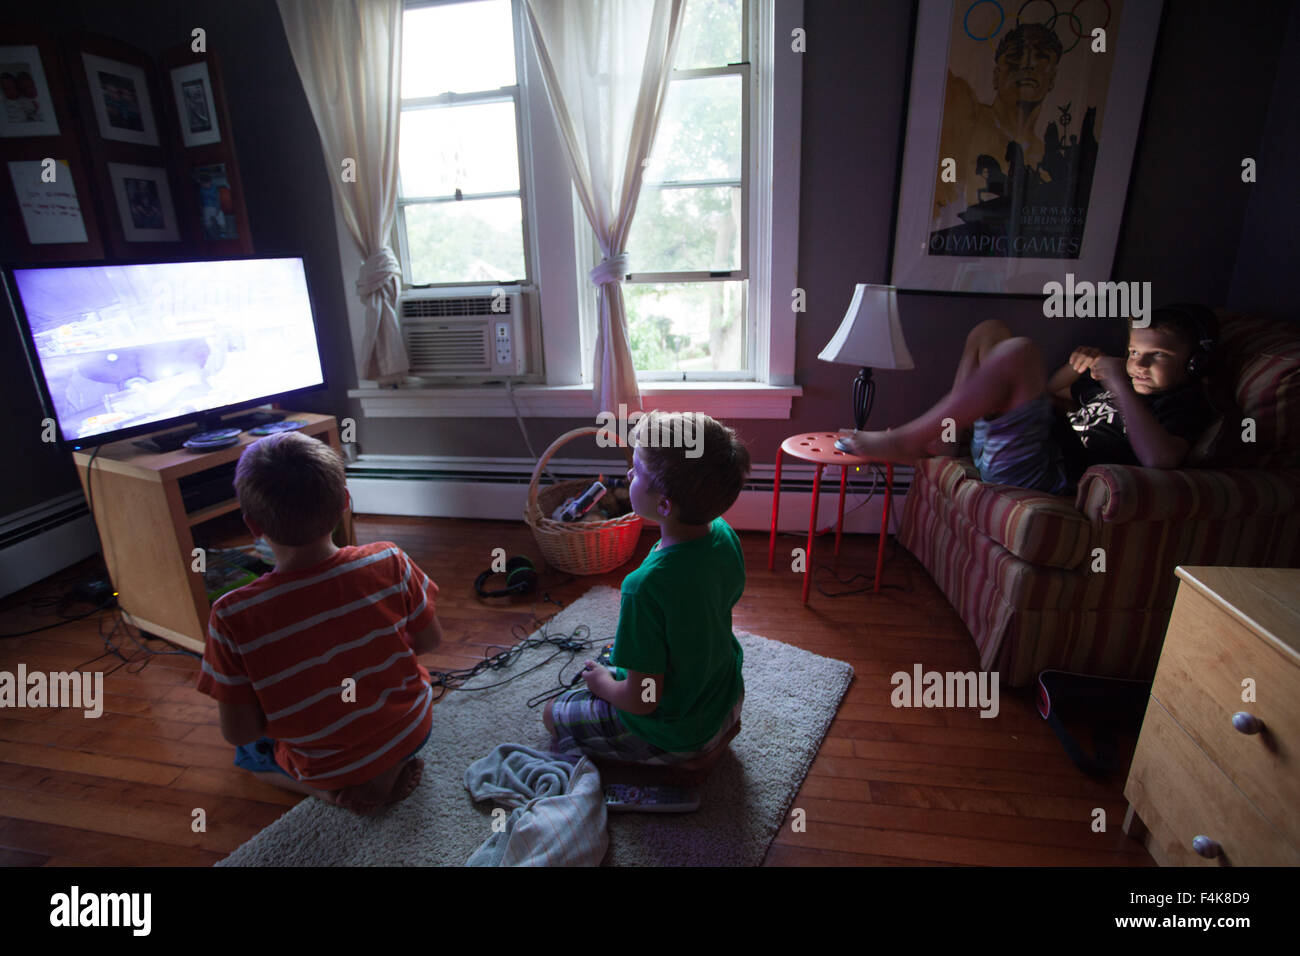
[
  {"x1": 0, "y1": 492, "x2": 101, "y2": 599},
  {"x1": 345, "y1": 455, "x2": 912, "y2": 535}
]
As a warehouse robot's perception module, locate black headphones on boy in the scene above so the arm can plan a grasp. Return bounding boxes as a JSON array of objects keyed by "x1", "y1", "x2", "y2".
[
  {"x1": 474, "y1": 555, "x2": 539, "y2": 598},
  {"x1": 1160, "y1": 303, "x2": 1218, "y2": 379}
]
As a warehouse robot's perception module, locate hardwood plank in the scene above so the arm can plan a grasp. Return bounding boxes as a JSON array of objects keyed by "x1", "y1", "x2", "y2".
[{"x1": 0, "y1": 517, "x2": 1152, "y2": 867}]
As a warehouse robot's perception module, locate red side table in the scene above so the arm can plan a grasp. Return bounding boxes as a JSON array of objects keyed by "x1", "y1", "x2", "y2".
[{"x1": 766, "y1": 431, "x2": 894, "y2": 604}]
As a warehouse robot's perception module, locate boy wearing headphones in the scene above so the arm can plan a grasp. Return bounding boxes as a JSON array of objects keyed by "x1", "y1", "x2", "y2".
[
  {"x1": 838, "y1": 304, "x2": 1219, "y2": 494},
  {"x1": 544, "y1": 411, "x2": 751, "y2": 768}
]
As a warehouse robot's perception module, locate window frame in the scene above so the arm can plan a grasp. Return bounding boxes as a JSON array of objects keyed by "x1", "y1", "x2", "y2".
[
  {"x1": 625, "y1": 25, "x2": 753, "y2": 380},
  {"x1": 357, "y1": 0, "x2": 802, "y2": 414},
  {"x1": 394, "y1": 0, "x2": 535, "y2": 290}
]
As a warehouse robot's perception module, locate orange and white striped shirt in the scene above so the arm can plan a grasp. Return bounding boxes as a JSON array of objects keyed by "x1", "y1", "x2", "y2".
[{"x1": 196, "y1": 542, "x2": 437, "y2": 789}]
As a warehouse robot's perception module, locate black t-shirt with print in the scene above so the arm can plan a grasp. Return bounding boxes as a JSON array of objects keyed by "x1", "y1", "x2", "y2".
[{"x1": 1057, "y1": 375, "x2": 1215, "y2": 481}]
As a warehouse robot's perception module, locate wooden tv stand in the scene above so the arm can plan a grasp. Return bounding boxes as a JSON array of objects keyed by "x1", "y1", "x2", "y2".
[{"x1": 71, "y1": 412, "x2": 354, "y2": 654}]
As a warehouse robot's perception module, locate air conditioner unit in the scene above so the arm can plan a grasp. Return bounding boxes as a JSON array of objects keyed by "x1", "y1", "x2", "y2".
[{"x1": 400, "y1": 290, "x2": 536, "y2": 380}]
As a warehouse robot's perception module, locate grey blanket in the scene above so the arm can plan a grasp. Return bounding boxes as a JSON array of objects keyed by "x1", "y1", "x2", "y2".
[{"x1": 463, "y1": 744, "x2": 608, "y2": 866}]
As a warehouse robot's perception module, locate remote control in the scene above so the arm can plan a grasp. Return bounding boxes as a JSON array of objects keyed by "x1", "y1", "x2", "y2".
[{"x1": 603, "y1": 783, "x2": 701, "y2": 813}]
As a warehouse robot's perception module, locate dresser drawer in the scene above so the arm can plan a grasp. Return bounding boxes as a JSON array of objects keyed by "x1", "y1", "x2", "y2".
[
  {"x1": 1125, "y1": 698, "x2": 1300, "y2": 866},
  {"x1": 1152, "y1": 583, "x2": 1300, "y2": 846}
]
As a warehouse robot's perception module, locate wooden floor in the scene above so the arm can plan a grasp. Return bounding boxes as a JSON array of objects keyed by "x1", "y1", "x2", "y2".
[{"x1": 0, "y1": 515, "x2": 1152, "y2": 867}]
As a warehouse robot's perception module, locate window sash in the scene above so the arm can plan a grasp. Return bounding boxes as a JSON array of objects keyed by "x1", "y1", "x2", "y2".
[
  {"x1": 395, "y1": 0, "x2": 532, "y2": 288},
  {"x1": 623, "y1": 2, "x2": 751, "y2": 377}
]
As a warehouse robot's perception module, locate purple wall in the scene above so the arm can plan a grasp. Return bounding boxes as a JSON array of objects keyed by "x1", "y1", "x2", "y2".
[{"x1": 2, "y1": 0, "x2": 1295, "y2": 518}]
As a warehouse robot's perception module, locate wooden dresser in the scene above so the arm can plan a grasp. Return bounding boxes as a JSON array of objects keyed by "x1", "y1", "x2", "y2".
[{"x1": 1123, "y1": 566, "x2": 1300, "y2": 866}]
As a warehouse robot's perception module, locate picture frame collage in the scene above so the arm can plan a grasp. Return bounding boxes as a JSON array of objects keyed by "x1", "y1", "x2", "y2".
[{"x1": 0, "y1": 25, "x2": 251, "y2": 262}]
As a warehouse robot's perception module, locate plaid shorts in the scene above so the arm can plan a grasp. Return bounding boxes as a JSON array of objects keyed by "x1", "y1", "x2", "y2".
[{"x1": 549, "y1": 685, "x2": 743, "y2": 766}]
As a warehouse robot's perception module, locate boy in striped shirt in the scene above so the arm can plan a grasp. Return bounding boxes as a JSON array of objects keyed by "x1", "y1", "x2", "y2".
[{"x1": 196, "y1": 432, "x2": 443, "y2": 815}]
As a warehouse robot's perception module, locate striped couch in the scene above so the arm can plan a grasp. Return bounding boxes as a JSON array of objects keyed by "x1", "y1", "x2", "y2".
[{"x1": 899, "y1": 313, "x2": 1300, "y2": 687}]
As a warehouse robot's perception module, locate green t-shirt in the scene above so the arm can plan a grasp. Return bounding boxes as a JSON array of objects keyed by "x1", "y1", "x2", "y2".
[{"x1": 611, "y1": 517, "x2": 746, "y2": 752}]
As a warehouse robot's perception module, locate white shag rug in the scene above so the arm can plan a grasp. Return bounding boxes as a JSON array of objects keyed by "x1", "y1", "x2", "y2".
[{"x1": 217, "y1": 586, "x2": 853, "y2": 867}]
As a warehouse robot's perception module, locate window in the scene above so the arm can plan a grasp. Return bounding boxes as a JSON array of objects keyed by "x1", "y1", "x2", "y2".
[
  {"x1": 624, "y1": 0, "x2": 749, "y2": 378},
  {"x1": 397, "y1": 0, "x2": 530, "y2": 287}
]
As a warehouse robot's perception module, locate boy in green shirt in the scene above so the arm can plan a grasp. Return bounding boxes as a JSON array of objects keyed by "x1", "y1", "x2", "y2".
[{"x1": 544, "y1": 411, "x2": 750, "y2": 765}]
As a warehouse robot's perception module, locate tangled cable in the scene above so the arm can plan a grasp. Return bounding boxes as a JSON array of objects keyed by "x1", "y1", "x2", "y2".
[{"x1": 425, "y1": 618, "x2": 605, "y2": 708}]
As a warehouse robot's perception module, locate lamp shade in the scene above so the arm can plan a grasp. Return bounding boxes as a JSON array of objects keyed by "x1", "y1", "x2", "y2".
[{"x1": 818, "y1": 284, "x2": 915, "y2": 369}]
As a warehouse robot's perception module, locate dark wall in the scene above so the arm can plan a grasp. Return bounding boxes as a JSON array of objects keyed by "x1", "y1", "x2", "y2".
[
  {"x1": 1229, "y1": 0, "x2": 1300, "y2": 320},
  {"x1": 3, "y1": 0, "x2": 1294, "y2": 522},
  {"x1": 0, "y1": 0, "x2": 351, "y2": 515},
  {"x1": 357, "y1": 0, "x2": 1296, "y2": 463}
]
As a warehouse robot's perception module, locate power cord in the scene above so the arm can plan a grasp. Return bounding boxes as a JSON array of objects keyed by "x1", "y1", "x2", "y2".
[{"x1": 425, "y1": 616, "x2": 603, "y2": 707}]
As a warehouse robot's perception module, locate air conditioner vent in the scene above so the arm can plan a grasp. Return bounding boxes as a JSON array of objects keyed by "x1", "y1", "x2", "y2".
[{"x1": 402, "y1": 296, "x2": 511, "y2": 319}]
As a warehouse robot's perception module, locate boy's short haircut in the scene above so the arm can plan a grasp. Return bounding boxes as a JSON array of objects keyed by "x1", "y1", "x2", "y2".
[
  {"x1": 1135, "y1": 303, "x2": 1219, "y2": 352},
  {"x1": 631, "y1": 411, "x2": 751, "y2": 526},
  {"x1": 235, "y1": 431, "x2": 347, "y2": 546}
]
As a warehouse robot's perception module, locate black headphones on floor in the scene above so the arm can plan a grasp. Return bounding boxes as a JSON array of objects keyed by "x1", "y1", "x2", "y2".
[{"x1": 474, "y1": 555, "x2": 539, "y2": 598}]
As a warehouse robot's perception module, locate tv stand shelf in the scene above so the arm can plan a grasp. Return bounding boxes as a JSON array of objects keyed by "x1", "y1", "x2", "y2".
[{"x1": 72, "y1": 412, "x2": 354, "y2": 654}]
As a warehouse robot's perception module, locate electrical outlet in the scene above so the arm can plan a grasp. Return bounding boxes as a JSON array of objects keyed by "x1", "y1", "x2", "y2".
[{"x1": 495, "y1": 321, "x2": 512, "y2": 366}]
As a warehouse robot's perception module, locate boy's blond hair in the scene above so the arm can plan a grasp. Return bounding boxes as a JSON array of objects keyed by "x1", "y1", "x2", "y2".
[
  {"x1": 631, "y1": 411, "x2": 751, "y2": 526},
  {"x1": 234, "y1": 431, "x2": 347, "y2": 546}
]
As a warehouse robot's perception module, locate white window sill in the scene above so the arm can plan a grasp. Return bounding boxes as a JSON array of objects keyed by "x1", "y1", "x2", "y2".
[{"x1": 347, "y1": 381, "x2": 803, "y2": 419}]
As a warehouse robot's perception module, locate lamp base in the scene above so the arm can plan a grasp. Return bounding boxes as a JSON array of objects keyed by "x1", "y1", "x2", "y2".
[{"x1": 852, "y1": 367, "x2": 875, "y2": 431}]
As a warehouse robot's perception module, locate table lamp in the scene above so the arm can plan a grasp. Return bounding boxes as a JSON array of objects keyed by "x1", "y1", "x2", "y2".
[{"x1": 817, "y1": 284, "x2": 915, "y2": 430}]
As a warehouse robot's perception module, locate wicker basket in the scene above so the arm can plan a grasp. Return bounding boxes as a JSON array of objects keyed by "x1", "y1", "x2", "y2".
[{"x1": 524, "y1": 427, "x2": 643, "y2": 575}]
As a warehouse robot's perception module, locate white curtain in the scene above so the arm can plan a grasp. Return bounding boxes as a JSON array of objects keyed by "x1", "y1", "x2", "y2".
[
  {"x1": 278, "y1": 0, "x2": 408, "y2": 383},
  {"x1": 524, "y1": 0, "x2": 685, "y2": 413}
]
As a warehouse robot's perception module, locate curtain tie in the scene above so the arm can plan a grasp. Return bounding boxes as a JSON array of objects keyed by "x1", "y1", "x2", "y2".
[
  {"x1": 588, "y1": 252, "x2": 630, "y2": 287},
  {"x1": 356, "y1": 247, "x2": 401, "y2": 298}
]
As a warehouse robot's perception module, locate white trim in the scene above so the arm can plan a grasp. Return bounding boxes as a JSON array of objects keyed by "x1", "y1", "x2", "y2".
[
  {"x1": 348, "y1": 380, "x2": 802, "y2": 418},
  {"x1": 0, "y1": 492, "x2": 100, "y2": 599},
  {"x1": 764, "y1": 0, "x2": 802, "y2": 386},
  {"x1": 346, "y1": 454, "x2": 909, "y2": 535}
]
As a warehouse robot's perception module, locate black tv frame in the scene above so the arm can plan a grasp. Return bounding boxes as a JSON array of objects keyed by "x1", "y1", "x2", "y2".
[{"x1": 3, "y1": 253, "x2": 330, "y2": 451}]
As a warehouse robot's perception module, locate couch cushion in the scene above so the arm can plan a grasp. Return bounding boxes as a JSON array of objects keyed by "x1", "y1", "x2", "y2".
[
  {"x1": 950, "y1": 476, "x2": 1091, "y2": 569},
  {"x1": 1212, "y1": 313, "x2": 1300, "y2": 467},
  {"x1": 912, "y1": 455, "x2": 979, "y2": 498}
]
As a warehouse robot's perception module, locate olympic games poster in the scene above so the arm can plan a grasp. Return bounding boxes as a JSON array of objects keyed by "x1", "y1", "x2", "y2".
[{"x1": 891, "y1": 0, "x2": 1163, "y2": 293}]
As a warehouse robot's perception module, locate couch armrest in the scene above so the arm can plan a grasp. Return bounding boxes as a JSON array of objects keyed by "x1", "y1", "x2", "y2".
[{"x1": 1075, "y1": 465, "x2": 1300, "y2": 524}]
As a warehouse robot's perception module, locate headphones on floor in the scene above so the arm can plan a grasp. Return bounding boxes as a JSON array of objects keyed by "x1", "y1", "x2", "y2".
[
  {"x1": 1158, "y1": 303, "x2": 1218, "y2": 379},
  {"x1": 474, "y1": 555, "x2": 539, "y2": 598}
]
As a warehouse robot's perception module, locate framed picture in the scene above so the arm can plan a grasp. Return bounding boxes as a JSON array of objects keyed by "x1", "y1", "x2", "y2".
[
  {"x1": 890, "y1": 0, "x2": 1163, "y2": 294},
  {"x1": 82, "y1": 52, "x2": 159, "y2": 146},
  {"x1": 0, "y1": 45, "x2": 59, "y2": 137},
  {"x1": 170, "y1": 60, "x2": 221, "y2": 147},
  {"x1": 7, "y1": 159, "x2": 89, "y2": 243},
  {"x1": 192, "y1": 163, "x2": 239, "y2": 240},
  {"x1": 107, "y1": 162, "x2": 179, "y2": 242}
]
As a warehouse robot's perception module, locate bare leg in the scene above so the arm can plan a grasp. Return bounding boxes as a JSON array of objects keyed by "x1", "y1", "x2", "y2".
[
  {"x1": 844, "y1": 335, "x2": 1047, "y2": 462},
  {"x1": 925, "y1": 319, "x2": 1014, "y2": 455}
]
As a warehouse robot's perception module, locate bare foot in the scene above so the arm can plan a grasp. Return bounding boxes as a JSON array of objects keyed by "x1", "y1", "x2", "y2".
[
  {"x1": 839, "y1": 428, "x2": 927, "y2": 462},
  {"x1": 386, "y1": 757, "x2": 424, "y2": 807}
]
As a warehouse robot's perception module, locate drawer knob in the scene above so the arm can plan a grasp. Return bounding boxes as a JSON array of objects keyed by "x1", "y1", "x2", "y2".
[
  {"x1": 1192, "y1": 835, "x2": 1222, "y2": 858},
  {"x1": 1232, "y1": 712, "x2": 1263, "y2": 735}
]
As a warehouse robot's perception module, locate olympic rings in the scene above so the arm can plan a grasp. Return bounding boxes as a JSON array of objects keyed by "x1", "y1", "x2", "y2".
[
  {"x1": 964, "y1": 0, "x2": 1005, "y2": 41},
  {"x1": 1048, "y1": 11, "x2": 1084, "y2": 53},
  {"x1": 1016, "y1": 0, "x2": 1058, "y2": 27},
  {"x1": 1070, "y1": 0, "x2": 1112, "y2": 38}
]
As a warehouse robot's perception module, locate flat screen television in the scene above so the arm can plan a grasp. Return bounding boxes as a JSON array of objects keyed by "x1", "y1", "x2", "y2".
[{"x1": 4, "y1": 256, "x2": 327, "y2": 449}]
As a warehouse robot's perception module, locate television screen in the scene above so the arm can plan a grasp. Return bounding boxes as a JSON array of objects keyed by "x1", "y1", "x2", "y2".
[{"x1": 6, "y1": 257, "x2": 325, "y2": 445}]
